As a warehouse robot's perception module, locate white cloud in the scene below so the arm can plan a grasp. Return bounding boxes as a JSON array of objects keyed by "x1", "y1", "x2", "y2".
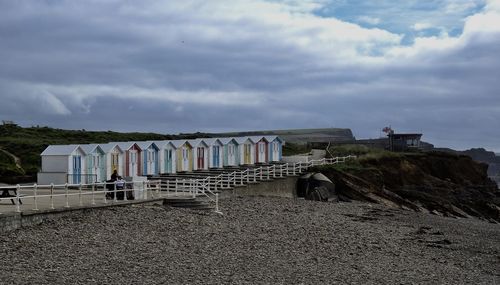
[
  {"x1": 39, "y1": 91, "x2": 72, "y2": 116},
  {"x1": 357, "y1": 16, "x2": 381, "y2": 25},
  {"x1": 444, "y1": 0, "x2": 480, "y2": 14},
  {"x1": 412, "y1": 22, "x2": 433, "y2": 31}
]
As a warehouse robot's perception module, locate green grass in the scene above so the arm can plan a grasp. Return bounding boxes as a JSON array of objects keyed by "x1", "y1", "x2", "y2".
[
  {"x1": 282, "y1": 142, "x2": 311, "y2": 156},
  {"x1": 328, "y1": 144, "x2": 407, "y2": 162}
]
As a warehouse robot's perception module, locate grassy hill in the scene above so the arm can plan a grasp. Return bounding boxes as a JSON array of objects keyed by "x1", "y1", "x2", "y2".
[{"x1": 0, "y1": 124, "x2": 209, "y2": 183}]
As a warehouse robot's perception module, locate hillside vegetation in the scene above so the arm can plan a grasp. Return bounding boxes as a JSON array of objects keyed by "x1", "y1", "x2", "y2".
[{"x1": 0, "y1": 124, "x2": 208, "y2": 183}]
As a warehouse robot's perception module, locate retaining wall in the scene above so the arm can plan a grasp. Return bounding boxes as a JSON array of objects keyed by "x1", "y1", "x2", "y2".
[{"x1": 221, "y1": 176, "x2": 299, "y2": 199}]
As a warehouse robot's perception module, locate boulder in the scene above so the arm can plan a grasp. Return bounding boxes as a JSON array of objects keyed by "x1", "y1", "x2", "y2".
[{"x1": 297, "y1": 172, "x2": 337, "y2": 202}]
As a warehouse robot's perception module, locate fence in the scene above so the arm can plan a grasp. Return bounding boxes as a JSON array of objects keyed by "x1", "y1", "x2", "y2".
[{"x1": 0, "y1": 155, "x2": 356, "y2": 215}]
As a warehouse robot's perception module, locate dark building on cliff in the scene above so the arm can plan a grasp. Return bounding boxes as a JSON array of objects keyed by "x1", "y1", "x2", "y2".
[{"x1": 387, "y1": 132, "x2": 422, "y2": 151}]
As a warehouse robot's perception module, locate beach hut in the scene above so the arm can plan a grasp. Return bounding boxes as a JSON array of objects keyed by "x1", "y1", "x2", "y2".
[
  {"x1": 235, "y1": 137, "x2": 256, "y2": 165},
  {"x1": 100, "y1": 143, "x2": 124, "y2": 180},
  {"x1": 152, "y1": 141, "x2": 177, "y2": 174},
  {"x1": 38, "y1": 144, "x2": 87, "y2": 185},
  {"x1": 204, "y1": 138, "x2": 224, "y2": 169},
  {"x1": 172, "y1": 140, "x2": 193, "y2": 172},
  {"x1": 116, "y1": 142, "x2": 142, "y2": 177},
  {"x1": 250, "y1": 136, "x2": 270, "y2": 164},
  {"x1": 80, "y1": 144, "x2": 106, "y2": 183},
  {"x1": 137, "y1": 141, "x2": 160, "y2": 176},
  {"x1": 189, "y1": 139, "x2": 210, "y2": 171},
  {"x1": 265, "y1": 136, "x2": 285, "y2": 162},
  {"x1": 219, "y1": 137, "x2": 239, "y2": 167}
]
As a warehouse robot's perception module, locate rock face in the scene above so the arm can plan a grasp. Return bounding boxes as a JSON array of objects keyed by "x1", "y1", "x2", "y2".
[
  {"x1": 314, "y1": 152, "x2": 500, "y2": 221},
  {"x1": 297, "y1": 172, "x2": 336, "y2": 201}
]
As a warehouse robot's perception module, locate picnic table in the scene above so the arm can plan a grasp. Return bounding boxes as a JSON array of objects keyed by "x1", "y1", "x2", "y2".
[{"x1": 0, "y1": 188, "x2": 22, "y2": 205}]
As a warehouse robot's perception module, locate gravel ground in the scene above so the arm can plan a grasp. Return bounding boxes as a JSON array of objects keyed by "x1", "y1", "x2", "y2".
[{"x1": 1, "y1": 196, "x2": 499, "y2": 284}]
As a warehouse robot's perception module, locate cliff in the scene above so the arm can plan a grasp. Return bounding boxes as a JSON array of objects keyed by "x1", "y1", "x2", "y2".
[{"x1": 314, "y1": 151, "x2": 500, "y2": 222}]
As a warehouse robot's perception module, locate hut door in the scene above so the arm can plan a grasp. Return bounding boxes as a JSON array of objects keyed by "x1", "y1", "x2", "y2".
[
  {"x1": 93, "y1": 154, "x2": 100, "y2": 182},
  {"x1": 258, "y1": 142, "x2": 265, "y2": 163},
  {"x1": 111, "y1": 153, "x2": 119, "y2": 175},
  {"x1": 165, "y1": 149, "x2": 172, "y2": 173},
  {"x1": 228, "y1": 145, "x2": 235, "y2": 165},
  {"x1": 197, "y1": 147, "x2": 204, "y2": 169},
  {"x1": 213, "y1": 146, "x2": 219, "y2": 168},
  {"x1": 244, "y1": 144, "x2": 251, "y2": 164},
  {"x1": 182, "y1": 148, "x2": 189, "y2": 171},
  {"x1": 130, "y1": 150, "x2": 138, "y2": 176},
  {"x1": 148, "y1": 150, "x2": 155, "y2": 175},
  {"x1": 72, "y1": 155, "x2": 81, "y2": 184}
]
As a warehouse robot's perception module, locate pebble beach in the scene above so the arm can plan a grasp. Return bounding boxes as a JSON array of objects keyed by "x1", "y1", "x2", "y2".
[{"x1": 1, "y1": 196, "x2": 499, "y2": 284}]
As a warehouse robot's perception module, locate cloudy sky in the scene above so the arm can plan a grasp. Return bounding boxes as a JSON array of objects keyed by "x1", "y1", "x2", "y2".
[{"x1": 1, "y1": 0, "x2": 499, "y2": 151}]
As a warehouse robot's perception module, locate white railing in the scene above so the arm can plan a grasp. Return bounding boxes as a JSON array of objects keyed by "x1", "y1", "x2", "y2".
[
  {"x1": 0, "y1": 155, "x2": 356, "y2": 215},
  {"x1": 0, "y1": 180, "x2": 161, "y2": 215}
]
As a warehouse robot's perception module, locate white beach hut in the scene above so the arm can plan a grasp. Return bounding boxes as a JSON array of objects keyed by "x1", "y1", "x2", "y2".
[{"x1": 38, "y1": 144, "x2": 87, "y2": 185}]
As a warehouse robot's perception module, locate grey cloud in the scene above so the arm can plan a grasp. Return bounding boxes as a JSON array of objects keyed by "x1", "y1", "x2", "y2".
[{"x1": 0, "y1": 1, "x2": 499, "y2": 151}]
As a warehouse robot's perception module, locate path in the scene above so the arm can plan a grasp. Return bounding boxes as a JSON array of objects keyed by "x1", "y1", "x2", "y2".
[{"x1": 0, "y1": 147, "x2": 23, "y2": 170}]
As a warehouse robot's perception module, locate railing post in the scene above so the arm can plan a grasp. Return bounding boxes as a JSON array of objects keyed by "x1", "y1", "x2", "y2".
[
  {"x1": 103, "y1": 182, "x2": 108, "y2": 204},
  {"x1": 157, "y1": 181, "x2": 162, "y2": 198},
  {"x1": 65, "y1": 183, "x2": 70, "y2": 208},
  {"x1": 240, "y1": 171, "x2": 244, "y2": 186},
  {"x1": 175, "y1": 179, "x2": 178, "y2": 195},
  {"x1": 246, "y1": 169, "x2": 250, "y2": 183},
  {"x1": 143, "y1": 181, "x2": 147, "y2": 200},
  {"x1": 123, "y1": 181, "x2": 128, "y2": 201},
  {"x1": 91, "y1": 182, "x2": 96, "y2": 205},
  {"x1": 286, "y1": 163, "x2": 289, "y2": 176},
  {"x1": 293, "y1": 163, "x2": 296, "y2": 176},
  {"x1": 15, "y1": 184, "x2": 21, "y2": 213},
  {"x1": 33, "y1": 183, "x2": 39, "y2": 211},
  {"x1": 273, "y1": 165, "x2": 276, "y2": 178},
  {"x1": 280, "y1": 164, "x2": 283, "y2": 177},
  {"x1": 166, "y1": 180, "x2": 170, "y2": 196},
  {"x1": 215, "y1": 193, "x2": 221, "y2": 213},
  {"x1": 260, "y1": 167, "x2": 263, "y2": 180},
  {"x1": 113, "y1": 182, "x2": 118, "y2": 202},
  {"x1": 50, "y1": 183, "x2": 55, "y2": 209},
  {"x1": 79, "y1": 183, "x2": 83, "y2": 206},
  {"x1": 267, "y1": 166, "x2": 270, "y2": 180},
  {"x1": 253, "y1": 168, "x2": 257, "y2": 182}
]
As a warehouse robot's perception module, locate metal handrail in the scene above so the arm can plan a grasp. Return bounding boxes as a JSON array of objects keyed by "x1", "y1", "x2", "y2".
[{"x1": 0, "y1": 180, "x2": 162, "y2": 214}]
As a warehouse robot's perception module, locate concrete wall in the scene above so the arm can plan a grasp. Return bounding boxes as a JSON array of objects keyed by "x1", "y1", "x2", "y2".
[
  {"x1": 37, "y1": 172, "x2": 67, "y2": 185},
  {"x1": 223, "y1": 176, "x2": 299, "y2": 199},
  {"x1": 283, "y1": 155, "x2": 310, "y2": 163}
]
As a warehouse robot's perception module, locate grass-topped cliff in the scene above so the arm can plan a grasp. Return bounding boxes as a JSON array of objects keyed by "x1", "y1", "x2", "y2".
[
  {"x1": 314, "y1": 145, "x2": 500, "y2": 221},
  {"x1": 0, "y1": 124, "x2": 209, "y2": 183}
]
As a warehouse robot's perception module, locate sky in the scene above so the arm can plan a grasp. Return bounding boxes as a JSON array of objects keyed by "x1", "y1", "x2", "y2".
[{"x1": 0, "y1": 0, "x2": 499, "y2": 151}]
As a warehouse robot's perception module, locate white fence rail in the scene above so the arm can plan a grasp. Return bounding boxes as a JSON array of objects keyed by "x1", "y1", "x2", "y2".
[{"x1": 0, "y1": 155, "x2": 355, "y2": 215}]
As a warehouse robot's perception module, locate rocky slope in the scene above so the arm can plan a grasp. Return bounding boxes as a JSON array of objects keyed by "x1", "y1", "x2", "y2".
[{"x1": 315, "y1": 151, "x2": 500, "y2": 222}]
